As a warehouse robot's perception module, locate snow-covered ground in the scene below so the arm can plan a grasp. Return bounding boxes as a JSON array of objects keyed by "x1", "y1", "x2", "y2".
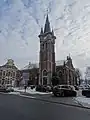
[
  {"x1": 74, "y1": 96, "x2": 90, "y2": 108},
  {"x1": 14, "y1": 87, "x2": 52, "y2": 95},
  {"x1": 9, "y1": 92, "x2": 20, "y2": 95},
  {"x1": 73, "y1": 89, "x2": 90, "y2": 108}
]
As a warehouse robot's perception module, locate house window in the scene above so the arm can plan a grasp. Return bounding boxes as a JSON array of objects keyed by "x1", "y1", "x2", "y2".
[
  {"x1": 43, "y1": 70, "x2": 47, "y2": 76},
  {"x1": 3, "y1": 71, "x2": 5, "y2": 76},
  {"x1": 13, "y1": 72, "x2": 15, "y2": 76}
]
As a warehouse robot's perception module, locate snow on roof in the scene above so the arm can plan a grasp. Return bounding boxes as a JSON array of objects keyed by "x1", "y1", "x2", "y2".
[
  {"x1": 21, "y1": 60, "x2": 64, "y2": 70},
  {"x1": 56, "y1": 60, "x2": 65, "y2": 66},
  {"x1": 21, "y1": 62, "x2": 39, "y2": 70}
]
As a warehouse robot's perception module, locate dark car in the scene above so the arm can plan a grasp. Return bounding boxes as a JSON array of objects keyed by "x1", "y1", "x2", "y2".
[
  {"x1": 0, "y1": 86, "x2": 8, "y2": 93},
  {"x1": 46, "y1": 85, "x2": 52, "y2": 92},
  {"x1": 53, "y1": 85, "x2": 77, "y2": 97},
  {"x1": 82, "y1": 88, "x2": 90, "y2": 97},
  {"x1": 36, "y1": 85, "x2": 52, "y2": 92},
  {"x1": 36, "y1": 85, "x2": 46, "y2": 92}
]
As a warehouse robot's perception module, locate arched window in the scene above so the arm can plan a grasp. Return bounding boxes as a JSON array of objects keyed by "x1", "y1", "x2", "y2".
[
  {"x1": 58, "y1": 71, "x2": 62, "y2": 78},
  {"x1": 3, "y1": 71, "x2": 5, "y2": 76},
  {"x1": 43, "y1": 70, "x2": 47, "y2": 76}
]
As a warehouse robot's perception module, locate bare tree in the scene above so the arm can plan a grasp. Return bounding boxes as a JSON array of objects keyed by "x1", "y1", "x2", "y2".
[{"x1": 75, "y1": 68, "x2": 82, "y2": 85}]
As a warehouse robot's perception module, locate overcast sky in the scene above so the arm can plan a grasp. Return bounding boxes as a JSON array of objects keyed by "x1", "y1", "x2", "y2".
[{"x1": 0, "y1": 0, "x2": 90, "y2": 77}]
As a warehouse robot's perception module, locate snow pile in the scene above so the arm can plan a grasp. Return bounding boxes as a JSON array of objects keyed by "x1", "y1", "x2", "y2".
[
  {"x1": 9, "y1": 92, "x2": 20, "y2": 95},
  {"x1": 14, "y1": 87, "x2": 51, "y2": 95},
  {"x1": 74, "y1": 97, "x2": 90, "y2": 107}
]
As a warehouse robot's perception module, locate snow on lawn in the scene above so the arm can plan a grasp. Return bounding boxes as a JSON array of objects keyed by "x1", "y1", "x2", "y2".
[
  {"x1": 74, "y1": 97, "x2": 90, "y2": 107},
  {"x1": 9, "y1": 92, "x2": 20, "y2": 95},
  {"x1": 14, "y1": 87, "x2": 52, "y2": 95}
]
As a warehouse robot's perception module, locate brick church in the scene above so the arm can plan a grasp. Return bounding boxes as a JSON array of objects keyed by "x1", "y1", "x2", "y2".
[
  {"x1": 17, "y1": 14, "x2": 77, "y2": 87},
  {"x1": 38, "y1": 14, "x2": 77, "y2": 86}
]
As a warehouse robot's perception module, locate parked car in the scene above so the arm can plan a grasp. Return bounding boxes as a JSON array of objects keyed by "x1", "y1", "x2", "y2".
[
  {"x1": 0, "y1": 86, "x2": 8, "y2": 93},
  {"x1": 6, "y1": 87, "x2": 14, "y2": 92},
  {"x1": 36, "y1": 85, "x2": 46, "y2": 92},
  {"x1": 53, "y1": 85, "x2": 77, "y2": 97},
  {"x1": 36, "y1": 85, "x2": 52, "y2": 92},
  {"x1": 46, "y1": 85, "x2": 52, "y2": 92},
  {"x1": 82, "y1": 88, "x2": 90, "y2": 97},
  {"x1": 5, "y1": 84, "x2": 14, "y2": 92},
  {"x1": 36, "y1": 85, "x2": 42, "y2": 92}
]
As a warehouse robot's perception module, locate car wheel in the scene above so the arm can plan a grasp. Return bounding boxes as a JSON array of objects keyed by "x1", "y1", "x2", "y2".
[
  {"x1": 53, "y1": 93, "x2": 58, "y2": 97},
  {"x1": 55, "y1": 93, "x2": 60, "y2": 97},
  {"x1": 73, "y1": 92, "x2": 77, "y2": 97}
]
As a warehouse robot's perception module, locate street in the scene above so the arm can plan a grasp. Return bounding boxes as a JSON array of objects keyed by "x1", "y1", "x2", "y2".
[{"x1": 0, "y1": 94, "x2": 90, "y2": 120}]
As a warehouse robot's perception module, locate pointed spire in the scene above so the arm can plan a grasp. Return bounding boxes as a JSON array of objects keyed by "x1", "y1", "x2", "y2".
[
  {"x1": 44, "y1": 14, "x2": 51, "y2": 33},
  {"x1": 52, "y1": 29, "x2": 54, "y2": 36},
  {"x1": 63, "y1": 60, "x2": 66, "y2": 66},
  {"x1": 40, "y1": 27, "x2": 43, "y2": 34}
]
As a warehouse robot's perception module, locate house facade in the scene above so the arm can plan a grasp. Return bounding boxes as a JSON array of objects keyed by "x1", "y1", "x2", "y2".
[
  {"x1": 19, "y1": 62, "x2": 39, "y2": 86},
  {"x1": 0, "y1": 59, "x2": 18, "y2": 86}
]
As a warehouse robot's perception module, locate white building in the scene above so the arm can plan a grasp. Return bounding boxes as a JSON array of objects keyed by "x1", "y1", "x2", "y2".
[
  {"x1": 20, "y1": 62, "x2": 38, "y2": 86},
  {"x1": 0, "y1": 59, "x2": 18, "y2": 86}
]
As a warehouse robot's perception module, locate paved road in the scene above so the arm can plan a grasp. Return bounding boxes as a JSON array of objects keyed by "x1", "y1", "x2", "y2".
[
  {"x1": 21, "y1": 92, "x2": 82, "y2": 107},
  {"x1": 0, "y1": 94, "x2": 90, "y2": 120}
]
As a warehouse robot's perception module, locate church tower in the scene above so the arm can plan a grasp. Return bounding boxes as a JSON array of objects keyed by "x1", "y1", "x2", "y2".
[{"x1": 38, "y1": 14, "x2": 56, "y2": 85}]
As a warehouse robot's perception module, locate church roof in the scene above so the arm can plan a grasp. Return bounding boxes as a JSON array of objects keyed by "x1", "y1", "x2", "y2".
[
  {"x1": 56, "y1": 60, "x2": 65, "y2": 66},
  {"x1": 21, "y1": 62, "x2": 38, "y2": 70},
  {"x1": 21, "y1": 60, "x2": 65, "y2": 70}
]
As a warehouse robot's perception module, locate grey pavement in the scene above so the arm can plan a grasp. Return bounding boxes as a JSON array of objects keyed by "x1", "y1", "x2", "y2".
[
  {"x1": 0, "y1": 93, "x2": 90, "y2": 120},
  {"x1": 20, "y1": 92, "x2": 82, "y2": 107}
]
